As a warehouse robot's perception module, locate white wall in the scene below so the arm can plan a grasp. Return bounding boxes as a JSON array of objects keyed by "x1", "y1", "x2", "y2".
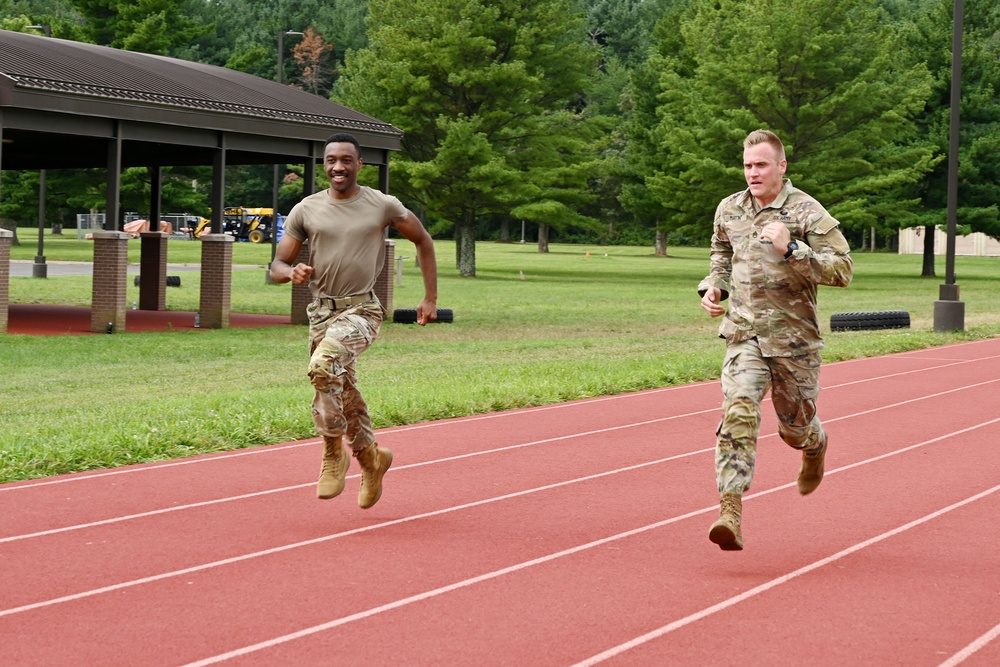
[{"x1": 898, "y1": 227, "x2": 1000, "y2": 256}]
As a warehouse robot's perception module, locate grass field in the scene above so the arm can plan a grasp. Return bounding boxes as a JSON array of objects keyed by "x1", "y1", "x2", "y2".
[{"x1": 3, "y1": 230, "x2": 998, "y2": 482}]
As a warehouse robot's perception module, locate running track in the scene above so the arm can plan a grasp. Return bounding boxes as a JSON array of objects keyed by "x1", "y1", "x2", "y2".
[{"x1": 2, "y1": 338, "x2": 999, "y2": 666}]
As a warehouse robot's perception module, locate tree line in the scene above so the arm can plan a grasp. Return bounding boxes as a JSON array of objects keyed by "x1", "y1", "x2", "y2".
[{"x1": 2, "y1": 0, "x2": 998, "y2": 277}]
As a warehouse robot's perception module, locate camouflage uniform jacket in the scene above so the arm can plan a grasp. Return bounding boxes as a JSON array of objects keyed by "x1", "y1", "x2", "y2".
[{"x1": 697, "y1": 179, "x2": 853, "y2": 357}]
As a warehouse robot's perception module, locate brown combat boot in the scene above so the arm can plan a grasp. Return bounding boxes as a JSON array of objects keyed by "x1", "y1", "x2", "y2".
[
  {"x1": 709, "y1": 493, "x2": 744, "y2": 551},
  {"x1": 317, "y1": 436, "x2": 351, "y2": 500},
  {"x1": 797, "y1": 435, "x2": 827, "y2": 495},
  {"x1": 355, "y1": 442, "x2": 392, "y2": 509}
]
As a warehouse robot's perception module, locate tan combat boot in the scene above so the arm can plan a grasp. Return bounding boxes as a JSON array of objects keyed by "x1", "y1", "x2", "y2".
[
  {"x1": 355, "y1": 442, "x2": 393, "y2": 509},
  {"x1": 797, "y1": 435, "x2": 827, "y2": 495},
  {"x1": 317, "y1": 436, "x2": 351, "y2": 500},
  {"x1": 709, "y1": 493, "x2": 744, "y2": 551}
]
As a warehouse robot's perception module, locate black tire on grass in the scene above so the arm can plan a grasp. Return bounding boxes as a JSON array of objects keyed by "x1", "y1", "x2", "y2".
[
  {"x1": 392, "y1": 308, "x2": 453, "y2": 324},
  {"x1": 134, "y1": 275, "x2": 182, "y2": 287},
  {"x1": 830, "y1": 310, "x2": 910, "y2": 332}
]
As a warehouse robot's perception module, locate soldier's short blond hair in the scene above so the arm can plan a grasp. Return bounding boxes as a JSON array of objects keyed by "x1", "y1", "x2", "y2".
[{"x1": 744, "y1": 129, "x2": 786, "y2": 162}]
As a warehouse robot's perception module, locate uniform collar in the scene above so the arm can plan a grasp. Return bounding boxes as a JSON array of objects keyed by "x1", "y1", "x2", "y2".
[{"x1": 740, "y1": 179, "x2": 793, "y2": 213}]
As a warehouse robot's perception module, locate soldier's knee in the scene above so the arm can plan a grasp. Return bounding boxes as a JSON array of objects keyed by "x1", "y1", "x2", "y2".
[
  {"x1": 308, "y1": 341, "x2": 347, "y2": 392},
  {"x1": 309, "y1": 367, "x2": 336, "y2": 392},
  {"x1": 308, "y1": 355, "x2": 346, "y2": 392},
  {"x1": 311, "y1": 407, "x2": 346, "y2": 436},
  {"x1": 721, "y1": 396, "x2": 761, "y2": 431}
]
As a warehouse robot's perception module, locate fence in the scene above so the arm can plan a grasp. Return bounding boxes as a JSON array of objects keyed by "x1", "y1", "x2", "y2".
[{"x1": 76, "y1": 213, "x2": 104, "y2": 239}]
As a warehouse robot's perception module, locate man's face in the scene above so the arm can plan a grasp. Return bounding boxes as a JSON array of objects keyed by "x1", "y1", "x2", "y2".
[
  {"x1": 324, "y1": 142, "x2": 362, "y2": 195},
  {"x1": 743, "y1": 142, "x2": 786, "y2": 206}
]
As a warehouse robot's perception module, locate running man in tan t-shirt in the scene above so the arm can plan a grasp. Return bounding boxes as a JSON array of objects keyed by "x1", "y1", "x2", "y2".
[{"x1": 270, "y1": 133, "x2": 438, "y2": 509}]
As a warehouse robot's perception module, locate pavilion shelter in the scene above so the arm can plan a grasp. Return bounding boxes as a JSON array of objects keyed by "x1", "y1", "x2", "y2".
[{"x1": 0, "y1": 29, "x2": 403, "y2": 333}]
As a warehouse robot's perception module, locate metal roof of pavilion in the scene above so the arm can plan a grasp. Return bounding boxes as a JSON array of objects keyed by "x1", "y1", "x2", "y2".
[{"x1": 0, "y1": 29, "x2": 402, "y2": 170}]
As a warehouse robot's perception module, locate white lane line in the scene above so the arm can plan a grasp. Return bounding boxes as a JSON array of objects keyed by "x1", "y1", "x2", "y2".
[
  {"x1": 4, "y1": 414, "x2": 997, "y2": 644},
  {"x1": 0, "y1": 447, "x2": 711, "y2": 619},
  {"x1": 571, "y1": 482, "x2": 1000, "y2": 667},
  {"x1": 0, "y1": 407, "x2": 719, "y2": 544},
  {"x1": 0, "y1": 384, "x2": 710, "y2": 492},
  {"x1": 4, "y1": 347, "x2": 996, "y2": 493},
  {"x1": 821, "y1": 353, "x2": 1000, "y2": 391},
  {"x1": 0, "y1": 440, "x2": 318, "y2": 492},
  {"x1": 938, "y1": 622, "x2": 1000, "y2": 667},
  {"x1": 831, "y1": 337, "x2": 999, "y2": 365},
  {"x1": 820, "y1": 377, "x2": 1000, "y2": 426},
  {"x1": 4, "y1": 375, "x2": 998, "y2": 544},
  {"x1": 0, "y1": 348, "x2": 1000, "y2": 493},
  {"x1": 181, "y1": 422, "x2": 1000, "y2": 667}
]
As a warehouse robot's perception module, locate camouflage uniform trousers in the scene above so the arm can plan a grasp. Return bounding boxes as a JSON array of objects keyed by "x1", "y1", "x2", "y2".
[
  {"x1": 306, "y1": 297, "x2": 383, "y2": 452},
  {"x1": 715, "y1": 338, "x2": 827, "y2": 495}
]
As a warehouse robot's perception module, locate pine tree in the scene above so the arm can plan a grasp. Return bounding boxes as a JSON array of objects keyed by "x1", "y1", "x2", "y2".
[
  {"x1": 635, "y1": 0, "x2": 937, "y2": 243},
  {"x1": 337, "y1": 0, "x2": 598, "y2": 276}
]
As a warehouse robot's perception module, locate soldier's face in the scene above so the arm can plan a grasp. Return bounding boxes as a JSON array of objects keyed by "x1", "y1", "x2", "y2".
[
  {"x1": 744, "y1": 143, "x2": 786, "y2": 207},
  {"x1": 324, "y1": 142, "x2": 362, "y2": 196}
]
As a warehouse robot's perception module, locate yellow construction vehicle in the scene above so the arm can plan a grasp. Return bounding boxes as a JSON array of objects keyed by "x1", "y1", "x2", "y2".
[{"x1": 192, "y1": 207, "x2": 281, "y2": 243}]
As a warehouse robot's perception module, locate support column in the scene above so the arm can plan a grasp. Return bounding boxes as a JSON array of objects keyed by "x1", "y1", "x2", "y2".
[
  {"x1": 211, "y1": 139, "x2": 226, "y2": 235},
  {"x1": 290, "y1": 242, "x2": 311, "y2": 325},
  {"x1": 290, "y1": 154, "x2": 316, "y2": 324},
  {"x1": 934, "y1": 283, "x2": 965, "y2": 333},
  {"x1": 91, "y1": 231, "x2": 130, "y2": 333},
  {"x1": 32, "y1": 169, "x2": 47, "y2": 278},
  {"x1": 198, "y1": 233, "x2": 233, "y2": 328},
  {"x1": 375, "y1": 239, "x2": 394, "y2": 315},
  {"x1": 375, "y1": 160, "x2": 394, "y2": 316},
  {"x1": 0, "y1": 229, "x2": 11, "y2": 333},
  {"x1": 934, "y1": 0, "x2": 966, "y2": 333},
  {"x1": 139, "y1": 166, "x2": 167, "y2": 309},
  {"x1": 139, "y1": 231, "x2": 168, "y2": 310},
  {"x1": 106, "y1": 127, "x2": 122, "y2": 231}
]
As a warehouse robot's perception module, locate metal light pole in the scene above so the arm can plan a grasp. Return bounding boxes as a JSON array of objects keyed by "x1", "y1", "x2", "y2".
[
  {"x1": 267, "y1": 30, "x2": 304, "y2": 284},
  {"x1": 934, "y1": 0, "x2": 965, "y2": 332},
  {"x1": 27, "y1": 25, "x2": 51, "y2": 278}
]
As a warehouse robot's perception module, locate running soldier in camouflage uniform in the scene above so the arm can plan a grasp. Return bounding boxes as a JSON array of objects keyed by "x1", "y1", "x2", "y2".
[
  {"x1": 271, "y1": 133, "x2": 438, "y2": 509},
  {"x1": 698, "y1": 130, "x2": 853, "y2": 551}
]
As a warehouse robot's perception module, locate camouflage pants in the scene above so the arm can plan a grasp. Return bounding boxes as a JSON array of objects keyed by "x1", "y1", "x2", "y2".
[
  {"x1": 715, "y1": 338, "x2": 826, "y2": 495},
  {"x1": 306, "y1": 297, "x2": 383, "y2": 452}
]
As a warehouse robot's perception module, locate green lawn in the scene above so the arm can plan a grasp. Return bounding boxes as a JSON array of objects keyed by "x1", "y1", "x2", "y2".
[{"x1": 3, "y1": 230, "x2": 998, "y2": 482}]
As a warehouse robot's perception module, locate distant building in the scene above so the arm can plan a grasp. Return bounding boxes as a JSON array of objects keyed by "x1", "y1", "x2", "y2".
[{"x1": 898, "y1": 227, "x2": 1000, "y2": 257}]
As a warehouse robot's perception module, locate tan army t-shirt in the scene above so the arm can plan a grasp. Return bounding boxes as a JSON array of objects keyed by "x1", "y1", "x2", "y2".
[{"x1": 283, "y1": 186, "x2": 407, "y2": 299}]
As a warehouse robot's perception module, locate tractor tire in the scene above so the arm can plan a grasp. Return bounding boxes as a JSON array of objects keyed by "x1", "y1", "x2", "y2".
[
  {"x1": 392, "y1": 308, "x2": 454, "y2": 324},
  {"x1": 830, "y1": 310, "x2": 909, "y2": 332},
  {"x1": 248, "y1": 229, "x2": 265, "y2": 243}
]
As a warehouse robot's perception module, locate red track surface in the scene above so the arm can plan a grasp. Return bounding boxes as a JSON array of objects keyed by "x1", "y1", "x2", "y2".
[
  {"x1": 7, "y1": 304, "x2": 291, "y2": 335},
  {"x1": 2, "y1": 338, "x2": 999, "y2": 666}
]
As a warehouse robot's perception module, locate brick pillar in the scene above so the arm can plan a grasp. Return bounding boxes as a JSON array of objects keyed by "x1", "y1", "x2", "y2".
[
  {"x1": 91, "y1": 231, "x2": 130, "y2": 333},
  {"x1": 290, "y1": 241, "x2": 311, "y2": 325},
  {"x1": 139, "y1": 231, "x2": 168, "y2": 310},
  {"x1": 0, "y1": 229, "x2": 11, "y2": 333},
  {"x1": 199, "y1": 233, "x2": 233, "y2": 328},
  {"x1": 374, "y1": 239, "x2": 395, "y2": 315}
]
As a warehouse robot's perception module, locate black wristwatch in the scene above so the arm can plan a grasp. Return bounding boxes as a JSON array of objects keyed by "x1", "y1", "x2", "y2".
[{"x1": 784, "y1": 240, "x2": 799, "y2": 259}]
